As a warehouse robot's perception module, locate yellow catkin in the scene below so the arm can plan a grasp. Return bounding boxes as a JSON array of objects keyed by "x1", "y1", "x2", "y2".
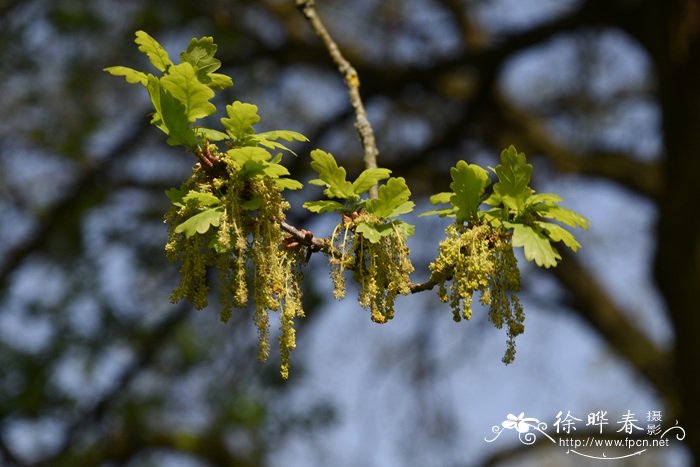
[{"x1": 430, "y1": 222, "x2": 524, "y2": 363}]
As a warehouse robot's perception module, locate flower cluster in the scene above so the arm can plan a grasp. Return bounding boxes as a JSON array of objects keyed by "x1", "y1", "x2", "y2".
[
  {"x1": 329, "y1": 213, "x2": 414, "y2": 323},
  {"x1": 430, "y1": 222, "x2": 524, "y2": 363},
  {"x1": 164, "y1": 153, "x2": 304, "y2": 378}
]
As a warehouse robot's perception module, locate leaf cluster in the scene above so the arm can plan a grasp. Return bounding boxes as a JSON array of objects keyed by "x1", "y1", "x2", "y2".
[
  {"x1": 303, "y1": 149, "x2": 415, "y2": 243},
  {"x1": 424, "y1": 145, "x2": 589, "y2": 268},
  {"x1": 106, "y1": 31, "x2": 590, "y2": 376}
]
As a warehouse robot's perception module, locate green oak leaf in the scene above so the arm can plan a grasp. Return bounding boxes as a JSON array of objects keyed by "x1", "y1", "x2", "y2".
[
  {"x1": 183, "y1": 191, "x2": 220, "y2": 207},
  {"x1": 419, "y1": 207, "x2": 456, "y2": 217},
  {"x1": 180, "y1": 36, "x2": 221, "y2": 81},
  {"x1": 207, "y1": 73, "x2": 234, "y2": 90},
  {"x1": 274, "y1": 178, "x2": 304, "y2": 191},
  {"x1": 526, "y1": 192, "x2": 563, "y2": 206},
  {"x1": 355, "y1": 222, "x2": 382, "y2": 243},
  {"x1": 160, "y1": 62, "x2": 216, "y2": 122},
  {"x1": 175, "y1": 207, "x2": 223, "y2": 238},
  {"x1": 538, "y1": 205, "x2": 589, "y2": 229},
  {"x1": 450, "y1": 160, "x2": 490, "y2": 221},
  {"x1": 159, "y1": 85, "x2": 198, "y2": 147},
  {"x1": 509, "y1": 223, "x2": 561, "y2": 268},
  {"x1": 429, "y1": 192, "x2": 453, "y2": 205},
  {"x1": 196, "y1": 128, "x2": 229, "y2": 142},
  {"x1": 255, "y1": 130, "x2": 308, "y2": 143},
  {"x1": 252, "y1": 130, "x2": 309, "y2": 155},
  {"x1": 352, "y1": 168, "x2": 392, "y2": 195},
  {"x1": 227, "y1": 147, "x2": 272, "y2": 170},
  {"x1": 365, "y1": 177, "x2": 414, "y2": 218},
  {"x1": 303, "y1": 200, "x2": 346, "y2": 213},
  {"x1": 391, "y1": 220, "x2": 415, "y2": 238},
  {"x1": 103, "y1": 66, "x2": 148, "y2": 86},
  {"x1": 492, "y1": 145, "x2": 533, "y2": 213},
  {"x1": 221, "y1": 101, "x2": 260, "y2": 142},
  {"x1": 165, "y1": 188, "x2": 187, "y2": 207},
  {"x1": 135, "y1": 30, "x2": 173, "y2": 73},
  {"x1": 535, "y1": 221, "x2": 581, "y2": 251},
  {"x1": 308, "y1": 149, "x2": 356, "y2": 200}
]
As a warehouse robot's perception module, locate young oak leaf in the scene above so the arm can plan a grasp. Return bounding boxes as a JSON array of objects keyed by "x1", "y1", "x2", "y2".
[
  {"x1": 509, "y1": 223, "x2": 561, "y2": 268},
  {"x1": 365, "y1": 177, "x2": 414, "y2": 218},
  {"x1": 182, "y1": 191, "x2": 221, "y2": 207},
  {"x1": 160, "y1": 63, "x2": 216, "y2": 122},
  {"x1": 302, "y1": 200, "x2": 346, "y2": 213},
  {"x1": 135, "y1": 30, "x2": 173, "y2": 73},
  {"x1": 221, "y1": 101, "x2": 260, "y2": 142},
  {"x1": 159, "y1": 84, "x2": 198, "y2": 147},
  {"x1": 538, "y1": 205, "x2": 589, "y2": 229},
  {"x1": 352, "y1": 168, "x2": 392, "y2": 195},
  {"x1": 449, "y1": 161, "x2": 490, "y2": 221},
  {"x1": 535, "y1": 221, "x2": 581, "y2": 251},
  {"x1": 492, "y1": 146, "x2": 533, "y2": 213},
  {"x1": 308, "y1": 149, "x2": 356, "y2": 200},
  {"x1": 179, "y1": 36, "x2": 233, "y2": 91},
  {"x1": 103, "y1": 66, "x2": 148, "y2": 86},
  {"x1": 252, "y1": 130, "x2": 309, "y2": 155},
  {"x1": 175, "y1": 207, "x2": 223, "y2": 238},
  {"x1": 420, "y1": 192, "x2": 456, "y2": 217},
  {"x1": 355, "y1": 222, "x2": 383, "y2": 243}
]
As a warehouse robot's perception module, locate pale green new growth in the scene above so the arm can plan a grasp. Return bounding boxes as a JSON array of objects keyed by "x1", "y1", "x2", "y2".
[{"x1": 107, "y1": 31, "x2": 589, "y2": 377}]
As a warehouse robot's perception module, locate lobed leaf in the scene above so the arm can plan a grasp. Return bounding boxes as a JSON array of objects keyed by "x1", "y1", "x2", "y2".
[
  {"x1": 538, "y1": 205, "x2": 589, "y2": 229},
  {"x1": 355, "y1": 222, "x2": 383, "y2": 243},
  {"x1": 135, "y1": 30, "x2": 173, "y2": 73},
  {"x1": 165, "y1": 188, "x2": 187, "y2": 207},
  {"x1": 174, "y1": 207, "x2": 223, "y2": 237},
  {"x1": 308, "y1": 149, "x2": 356, "y2": 199},
  {"x1": 159, "y1": 86, "x2": 198, "y2": 147},
  {"x1": 180, "y1": 36, "x2": 220, "y2": 81},
  {"x1": 103, "y1": 66, "x2": 148, "y2": 86},
  {"x1": 352, "y1": 168, "x2": 392, "y2": 195},
  {"x1": 535, "y1": 221, "x2": 581, "y2": 251},
  {"x1": 302, "y1": 200, "x2": 346, "y2": 214},
  {"x1": 509, "y1": 223, "x2": 561, "y2": 268},
  {"x1": 365, "y1": 177, "x2": 414, "y2": 218},
  {"x1": 492, "y1": 145, "x2": 533, "y2": 213},
  {"x1": 274, "y1": 178, "x2": 304, "y2": 191},
  {"x1": 160, "y1": 62, "x2": 216, "y2": 122},
  {"x1": 221, "y1": 101, "x2": 260, "y2": 142},
  {"x1": 450, "y1": 160, "x2": 490, "y2": 221},
  {"x1": 183, "y1": 191, "x2": 221, "y2": 207},
  {"x1": 429, "y1": 192, "x2": 453, "y2": 205}
]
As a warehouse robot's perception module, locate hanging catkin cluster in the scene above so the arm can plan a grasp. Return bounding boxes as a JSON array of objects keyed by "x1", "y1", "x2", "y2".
[
  {"x1": 164, "y1": 158, "x2": 304, "y2": 379},
  {"x1": 430, "y1": 222, "x2": 524, "y2": 363},
  {"x1": 329, "y1": 213, "x2": 414, "y2": 323}
]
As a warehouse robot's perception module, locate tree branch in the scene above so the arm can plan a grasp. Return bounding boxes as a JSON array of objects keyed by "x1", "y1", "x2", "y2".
[{"x1": 295, "y1": 0, "x2": 380, "y2": 197}]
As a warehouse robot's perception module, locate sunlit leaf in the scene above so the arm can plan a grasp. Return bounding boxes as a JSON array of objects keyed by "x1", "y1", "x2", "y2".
[
  {"x1": 221, "y1": 101, "x2": 260, "y2": 141},
  {"x1": 183, "y1": 191, "x2": 221, "y2": 207},
  {"x1": 103, "y1": 66, "x2": 148, "y2": 86},
  {"x1": 308, "y1": 149, "x2": 356, "y2": 199},
  {"x1": 450, "y1": 160, "x2": 490, "y2": 221},
  {"x1": 174, "y1": 207, "x2": 223, "y2": 237},
  {"x1": 365, "y1": 177, "x2": 413, "y2": 218},
  {"x1": 135, "y1": 30, "x2": 173, "y2": 73},
  {"x1": 509, "y1": 223, "x2": 560, "y2": 268},
  {"x1": 352, "y1": 168, "x2": 392, "y2": 195},
  {"x1": 536, "y1": 221, "x2": 581, "y2": 251},
  {"x1": 303, "y1": 200, "x2": 346, "y2": 213},
  {"x1": 160, "y1": 62, "x2": 216, "y2": 122},
  {"x1": 492, "y1": 145, "x2": 533, "y2": 213}
]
